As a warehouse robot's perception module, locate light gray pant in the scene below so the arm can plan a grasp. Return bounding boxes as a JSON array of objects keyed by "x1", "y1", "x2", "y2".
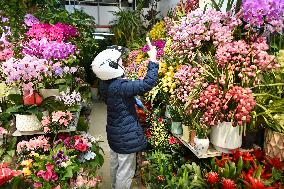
[{"x1": 110, "y1": 149, "x2": 136, "y2": 189}]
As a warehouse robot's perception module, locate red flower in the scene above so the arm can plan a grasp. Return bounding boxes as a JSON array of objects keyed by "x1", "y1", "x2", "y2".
[
  {"x1": 158, "y1": 118, "x2": 163, "y2": 123},
  {"x1": 0, "y1": 167, "x2": 21, "y2": 186},
  {"x1": 253, "y1": 149, "x2": 265, "y2": 161},
  {"x1": 222, "y1": 179, "x2": 237, "y2": 189},
  {"x1": 266, "y1": 156, "x2": 282, "y2": 170},
  {"x1": 75, "y1": 143, "x2": 88, "y2": 152},
  {"x1": 206, "y1": 172, "x2": 219, "y2": 185},
  {"x1": 231, "y1": 149, "x2": 242, "y2": 162},
  {"x1": 169, "y1": 136, "x2": 178, "y2": 144},
  {"x1": 145, "y1": 129, "x2": 152, "y2": 138},
  {"x1": 243, "y1": 176, "x2": 275, "y2": 189}
]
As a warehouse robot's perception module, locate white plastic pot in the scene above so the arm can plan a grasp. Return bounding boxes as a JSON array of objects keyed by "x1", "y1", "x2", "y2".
[
  {"x1": 16, "y1": 114, "x2": 42, "y2": 132},
  {"x1": 171, "y1": 121, "x2": 182, "y2": 135},
  {"x1": 210, "y1": 122, "x2": 242, "y2": 153},
  {"x1": 39, "y1": 89, "x2": 60, "y2": 99},
  {"x1": 128, "y1": 0, "x2": 133, "y2": 3},
  {"x1": 194, "y1": 137, "x2": 209, "y2": 155}
]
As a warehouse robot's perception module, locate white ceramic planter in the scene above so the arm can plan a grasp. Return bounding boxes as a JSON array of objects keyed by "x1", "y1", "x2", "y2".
[
  {"x1": 39, "y1": 89, "x2": 60, "y2": 99},
  {"x1": 210, "y1": 122, "x2": 242, "y2": 153},
  {"x1": 16, "y1": 114, "x2": 42, "y2": 132},
  {"x1": 171, "y1": 121, "x2": 182, "y2": 135},
  {"x1": 91, "y1": 87, "x2": 99, "y2": 101},
  {"x1": 194, "y1": 137, "x2": 209, "y2": 155}
]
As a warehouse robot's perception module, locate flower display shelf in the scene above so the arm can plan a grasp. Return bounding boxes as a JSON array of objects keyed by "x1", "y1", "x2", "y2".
[
  {"x1": 12, "y1": 126, "x2": 76, "y2": 137},
  {"x1": 173, "y1": 134, "x2": 253, "y2": 159}
]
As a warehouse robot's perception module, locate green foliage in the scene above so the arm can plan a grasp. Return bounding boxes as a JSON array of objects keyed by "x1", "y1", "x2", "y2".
[
  {"x1": 210, "y1": 0, "x2": 242, "y2": 14},
  {"x1": 76, "y1": 116, "x2": 89, "y2": 132},
  {"x1": 110, "y1": 8, "x2": 146, "y2": 49},
  {"x1": 166, "y1": 163, "x2": 208, "y2": 189},
  {"x1": 0, "y1": 136, "x2": 17, "y2": 163}
]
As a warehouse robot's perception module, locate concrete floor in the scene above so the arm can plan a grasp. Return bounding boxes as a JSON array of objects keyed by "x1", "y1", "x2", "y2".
[{"x1": 89, "y1": 102, "x2": 141, "y2": 189}]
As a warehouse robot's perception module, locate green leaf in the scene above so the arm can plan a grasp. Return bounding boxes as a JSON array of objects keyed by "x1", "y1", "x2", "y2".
[
  {"x1": 63, "y1": 166, "x2": 74, "y2": 180},
  {"x1": 7, "y1": 150, "x2": 15, "y2": 157}
]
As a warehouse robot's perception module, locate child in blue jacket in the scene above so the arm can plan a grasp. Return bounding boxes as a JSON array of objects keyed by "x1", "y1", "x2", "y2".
[{"x1": 92, "y1": 38, "x2": 159, "y2": 189}]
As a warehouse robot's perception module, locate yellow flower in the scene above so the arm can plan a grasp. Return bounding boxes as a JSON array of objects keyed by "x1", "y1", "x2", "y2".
[
  {"x1": 149, "y1": 21, "x2": 166, "y2": 40},
  {"x1": 22, "y1": 167, "x2": 32, "y2": 176},
  {"x1": 31, "y1": 152, "x2": 40, "y2": 157},
  {"x1": 21, "y1": 159, "x2": 33, "y2": 167}
]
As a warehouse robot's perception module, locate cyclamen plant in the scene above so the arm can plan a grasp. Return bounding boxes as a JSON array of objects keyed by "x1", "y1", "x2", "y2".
[{"x1": 41, "y1": 111, "x2": 73, "y2": 133}]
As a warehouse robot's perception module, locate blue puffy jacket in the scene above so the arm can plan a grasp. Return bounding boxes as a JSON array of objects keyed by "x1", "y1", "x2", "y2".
[{"x1": 100, "y1": 62, "x2": 159, "y2": 154}]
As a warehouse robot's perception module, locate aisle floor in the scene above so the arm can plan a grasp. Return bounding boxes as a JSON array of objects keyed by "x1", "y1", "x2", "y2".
[{"x1": 89, "y1": 102, "x2": 142, "y2": 189}]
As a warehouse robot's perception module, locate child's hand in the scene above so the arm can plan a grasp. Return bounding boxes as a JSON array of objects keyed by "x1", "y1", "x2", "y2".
[{"x1": 146, "y1": 37, "x2": 157, "y2": 63}]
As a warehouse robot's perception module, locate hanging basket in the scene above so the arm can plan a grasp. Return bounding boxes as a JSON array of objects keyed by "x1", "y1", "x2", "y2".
[
  {"x1": 171, "y1": 121, "x2": 182, "y2": 135},
  {"x1": 210, "y1": 122, "x2": 242, "y2": 153},
  {"x1": 15, "y1": 114, "x2": 42, "y2": 132},
  {"x1": 264, "y1": 129, "x2": 284, "y2": 161},
  {"x1": 39, "y1": 89, "x2": 60, "y2": 99}
]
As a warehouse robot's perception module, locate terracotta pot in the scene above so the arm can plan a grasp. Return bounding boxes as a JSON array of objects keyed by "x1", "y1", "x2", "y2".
[{"x1": 264, "y1": 129, "x2": 284, "y2": 161}]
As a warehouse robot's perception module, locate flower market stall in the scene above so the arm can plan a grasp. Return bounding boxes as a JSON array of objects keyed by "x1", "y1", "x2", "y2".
[
  {"x1": 122, "y1": 0, "x2": 284, "y2": 188},
  {"x1": 0, "y1": 0, "x2": 283, "y2": 188},
  {"x1": 0, "y1": 1, "x2": 104, "y2": 188}
]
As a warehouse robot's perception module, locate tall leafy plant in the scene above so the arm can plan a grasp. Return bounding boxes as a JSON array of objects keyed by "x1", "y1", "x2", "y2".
[{"x1": 110, "y1": 8, "x2": 146, "y2": 49}]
